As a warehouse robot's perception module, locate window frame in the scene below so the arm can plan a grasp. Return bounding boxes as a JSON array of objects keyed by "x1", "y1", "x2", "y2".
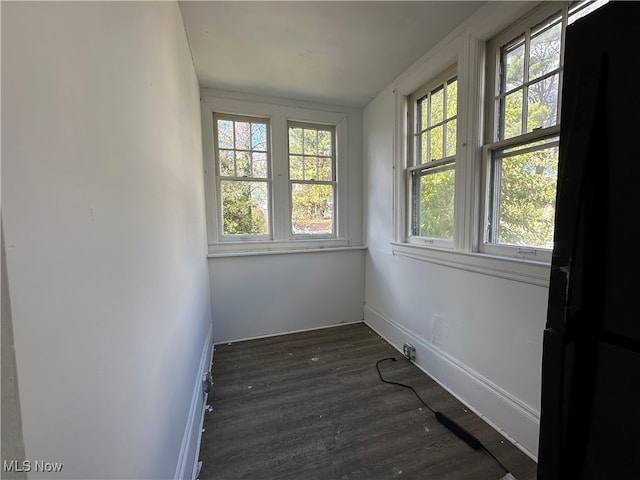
[
  {"x1": 201, "y1": 94, "x2": 350, "y2": 255},
  {"x1": 389, "y1": 2, "x2": 575, "y2": 287},
  {"x1": 406, "y1": 66, "x2": 458, "y2": 250},
  {"x1": 213, "y1": 113, "x2": 273, "y2": 242},
  {"x1": 287, "y1": 121, "x2": 338, "y2": 239},
  {"x1": 479, "y1": 2, "x2": 600, "y2": 262}
]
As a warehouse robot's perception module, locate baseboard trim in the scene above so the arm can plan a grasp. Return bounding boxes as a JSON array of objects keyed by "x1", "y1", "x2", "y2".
[
  {"x1": 174, "y1": 322, "x2": 214, "y2": 480},
  {"x1": 363, "y1": 303, "x2": 539, "y2": 460},
  {"x1": 213, "y1": 320, "x2": 364, "y2": 345}
]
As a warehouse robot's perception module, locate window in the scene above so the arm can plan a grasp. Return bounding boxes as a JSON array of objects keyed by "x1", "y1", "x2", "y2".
[
  {"x1": 201, "y1": 94, "x2": 353, "y2": 254},
  {"x1": 407, "y1": 68, "x2": 458, "y2": 248},
  {"x1": 288, "y1": 123, "x2": 336, "y2": 237},
  {"x1": 483, "y1": 2, "x2": 596, "y2": 260},
  {"x1": 392, "y1": 1, "x2": 609, "y2": 284},
  {"x1": 214, "y1": 114, "x2": 271, "y2": 239}
]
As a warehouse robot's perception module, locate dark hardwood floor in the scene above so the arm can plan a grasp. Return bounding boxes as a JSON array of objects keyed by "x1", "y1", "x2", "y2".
[{"x1": 198, "y1": 323, "x2": 537, "y2": 480}]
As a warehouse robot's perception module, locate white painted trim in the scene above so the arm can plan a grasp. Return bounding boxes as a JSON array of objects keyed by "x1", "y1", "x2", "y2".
[
  {"x1": 189, "y1": 338, "x2": 215, "y2": 480},
  {"x1": 363, "y1": 303, "x2": 539, "y2": 460},
  {"x1": 388, "y1": 2, "x2": 554, "y2": 280},
  {"x1": 207, "y1": 245, "x2": 366, "y2": 259},
  {"x1": 392, "y1": 89, "x2": 407, "y2": 244},
  {"x1": 213, "y1": 320, "x2": 364, "y2": 346},
  {"x1": 201, "y1": 91, "x2": 355, "y2": 252},
  {"x1": 391, "y1": 242, "x2": 550, "y2": 287},
  {"x1": 457, "y1": 35, "x2": 485, "y2": 254},
  {"x1": 174, "y1": 323, "x2": 214, "y2": 480}
]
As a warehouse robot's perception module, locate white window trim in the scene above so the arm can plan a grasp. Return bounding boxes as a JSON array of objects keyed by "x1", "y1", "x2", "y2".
[
  {"x1": 390, "y1": 2, "x2": 557, "y2": 285},
  {"x1": 213, "y1": 113, "x2": 273, "y2": 242},
  {"x1": 406, "y1": 66, "x2": 458, "y2": 250},
  {"x1": 287, "y1": 121, "x2": 338, "y2": 240},
  {"x1": 479, "y1": 2, "x2": 569, "y2": 263},
  {"x1": 202, "y1": 94, "x2": 350, "y2": 255}
]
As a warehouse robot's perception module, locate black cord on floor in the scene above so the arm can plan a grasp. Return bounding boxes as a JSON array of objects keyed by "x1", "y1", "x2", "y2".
[
  {"x1": 376, "y1": 357, "x2": 510, "y2": 475},
  {"x1": 376, "y1": 358, "x2": 437, "y2": 414}
]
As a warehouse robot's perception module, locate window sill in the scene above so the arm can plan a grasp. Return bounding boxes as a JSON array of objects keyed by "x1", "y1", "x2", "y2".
[
  {"x1": 390, "y1": 242, "x2": 551, "y2": 287},
  {"x1": 208, "y1": 240, "x2": 366, "y2": 258}
]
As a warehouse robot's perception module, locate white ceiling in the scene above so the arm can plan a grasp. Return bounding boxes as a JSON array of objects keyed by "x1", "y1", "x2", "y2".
[{"x1": 179, "y1": 1, "x2": 485, "y2": 107}]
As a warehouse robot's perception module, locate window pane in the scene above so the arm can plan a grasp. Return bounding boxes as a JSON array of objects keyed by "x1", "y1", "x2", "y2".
[
  {"x1": 289, "y1": 127, "x2": 303, "y2": 154},
  {"x1": 492, "y1": 140, "x2": 558, "y2": 248},
  {"x1": 303, "y1": 129, "x2": 317, "y2": 156},
  {"x1": 221, "y1": 180, "x2": 269, "y2": 235},
  {"x1": 529, "y1": 21, "x2": 561, "y2": 81},
  {"x1": 446, "y1": 79, "x2": 457, "y2": 119},
  {"x1": 252, "y1": 152, "x2": 268, "y2": 178},
  {"x1": 235, "y1": 122, "x2": 251, "y2": 150},
  {"x1": 217, "y1": 120, "x2": 234, "y2": 149},
  {"x1": 318, "y1": 130, "x2": 332, "y2": 156},
  {"x1": 527, "y1": 74, "x2": 559, "y2": 131},
  {"x1": 430, "y1": 87, "x2": 444, "y2": 126},
  {"x1": 445, "y1": 119, "x2": 457, "y2": 158},
  {"x1": 289, "y1": 156, "x2": 303, "y2": 180},
  {"x1": 235, "y1": 151, "x2": 251, "y2": 177},
  {"x1": 420, "y1": 96, "x2": 429, "y2": 131},
  {"x1": 503, "y1": 41, "x2": 525, "y2": 91},
  {"x1": 419, "y1": 131, "x2": 428, "y2": 164},
  {"x1": 502, "y1": 89, "x2": 523, "y2": 139},
  {"x1": 303, "y1": 156, "x2": 316, "y2": 180},
  {"x1": 291, "y1": 183, "x2": 333, "y2": 235},
  {"x1": 251, "y1": 123, "x2": 267, "y2": 151},
  {"x1": 412, "y1": 166, "x2": 455, "y2": 240},
  {"x1": 316, "y1": 157, "x2": 332, "y2": 181},
  {"x1": 430, "y1": 124, "x2": 444, "y2": 161},
  {"x1": 219, "y1": 150, "x2": 234, "y2": 176}
]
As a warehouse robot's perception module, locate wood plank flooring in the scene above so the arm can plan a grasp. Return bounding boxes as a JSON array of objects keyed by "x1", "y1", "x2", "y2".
[{"x1": 198, "y1": 323, "x2": 537, "y2": 480}]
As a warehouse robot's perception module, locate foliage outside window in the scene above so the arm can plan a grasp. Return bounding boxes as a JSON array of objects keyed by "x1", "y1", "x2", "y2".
[
  {"x1": 288, "y1": 123, "x2": 336, "y2": 237},
  {"x1": 214, "y1": 114, "x2": 271, "y2": 238},
  {"x1": 205, "y1": 99, "x2": 349, "y2": 253},
  {"x1": 487, "y1": 10, "x2": 563, "y2": 253},
  {"x1": 484, "y1": 2, "x2": 603, "y2": 258},
  {"x1": 408, "y1": 71, "x2": 458, "y2": 246}
]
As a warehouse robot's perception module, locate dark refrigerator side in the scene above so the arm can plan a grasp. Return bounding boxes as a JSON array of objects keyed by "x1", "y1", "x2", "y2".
[{"x1": 538, "y1": 3, "x2": 640, "y2": 480}]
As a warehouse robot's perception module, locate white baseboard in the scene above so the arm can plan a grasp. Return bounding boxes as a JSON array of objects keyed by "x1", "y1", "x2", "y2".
[
  {"x1": 363, "y1": 303, "x2": 539, "y2": 460},
  {"x1": 174, "y1": 322, "x2": 214, "y2": 480},
  {"x1": 213, "y1": 320, "x2": 364, "y2": 345}
]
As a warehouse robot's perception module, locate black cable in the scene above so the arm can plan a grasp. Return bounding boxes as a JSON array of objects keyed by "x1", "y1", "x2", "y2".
[
  {"x1": 376, "y1": 357, "x2": 510, "y2": 475},
  {"x1": 376, "y1": 358, "x2": 436, "y2": 414}
]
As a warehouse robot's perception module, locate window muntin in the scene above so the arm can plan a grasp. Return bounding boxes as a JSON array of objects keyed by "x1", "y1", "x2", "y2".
[
  {"x1": 497, "y1": 15, "x2": 562, "y2": 141},
  {"x1": 408, "y1": 73, "x2": 457, "y2": 245},
  {"x1": 288, "y1": 123, "x2": 336, "y2": 237},
  {"x1": 214, "y1": 114, "x2": 271, "y2": 238},
  {"x1": 417, "y1": 78, "x2": 458, "y2": 163}
]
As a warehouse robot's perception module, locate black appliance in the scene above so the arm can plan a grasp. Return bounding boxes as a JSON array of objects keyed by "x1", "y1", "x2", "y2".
[{"x1": 538, "y1": 2, "x2": 640, "y2": 479}]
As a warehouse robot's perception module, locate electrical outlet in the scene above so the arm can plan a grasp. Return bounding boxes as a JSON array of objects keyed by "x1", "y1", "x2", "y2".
[{"x1": 403, "y1": 343, "x2": 416, "y2": 360}]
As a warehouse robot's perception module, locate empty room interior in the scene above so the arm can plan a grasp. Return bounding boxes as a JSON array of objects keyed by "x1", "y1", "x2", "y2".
[{"x1": 3, "y1": 1, "x2": 631, "y2": 479}]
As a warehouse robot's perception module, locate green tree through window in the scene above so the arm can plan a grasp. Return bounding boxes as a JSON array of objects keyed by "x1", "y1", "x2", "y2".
[
  {"x1": 489, "y1": 12, "x2": 562, "y2": 249},
  {"x1": 215, "y1": 116, "x2": 270, "y2": 237}
]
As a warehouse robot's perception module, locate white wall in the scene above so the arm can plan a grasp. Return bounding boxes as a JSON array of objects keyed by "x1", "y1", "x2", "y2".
[
  {"x1": 363, "y1": 2, "x2": 548, "y2": 458},
  {"x1": 2, "y1": 3, "x2": 212, "y2": 478},
  {"x1": 202, "y1": 90, "x2": 366, "y2": 343},
  {"x1": 209, "y1": 250, "x2": 365, "y2": 343}
]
